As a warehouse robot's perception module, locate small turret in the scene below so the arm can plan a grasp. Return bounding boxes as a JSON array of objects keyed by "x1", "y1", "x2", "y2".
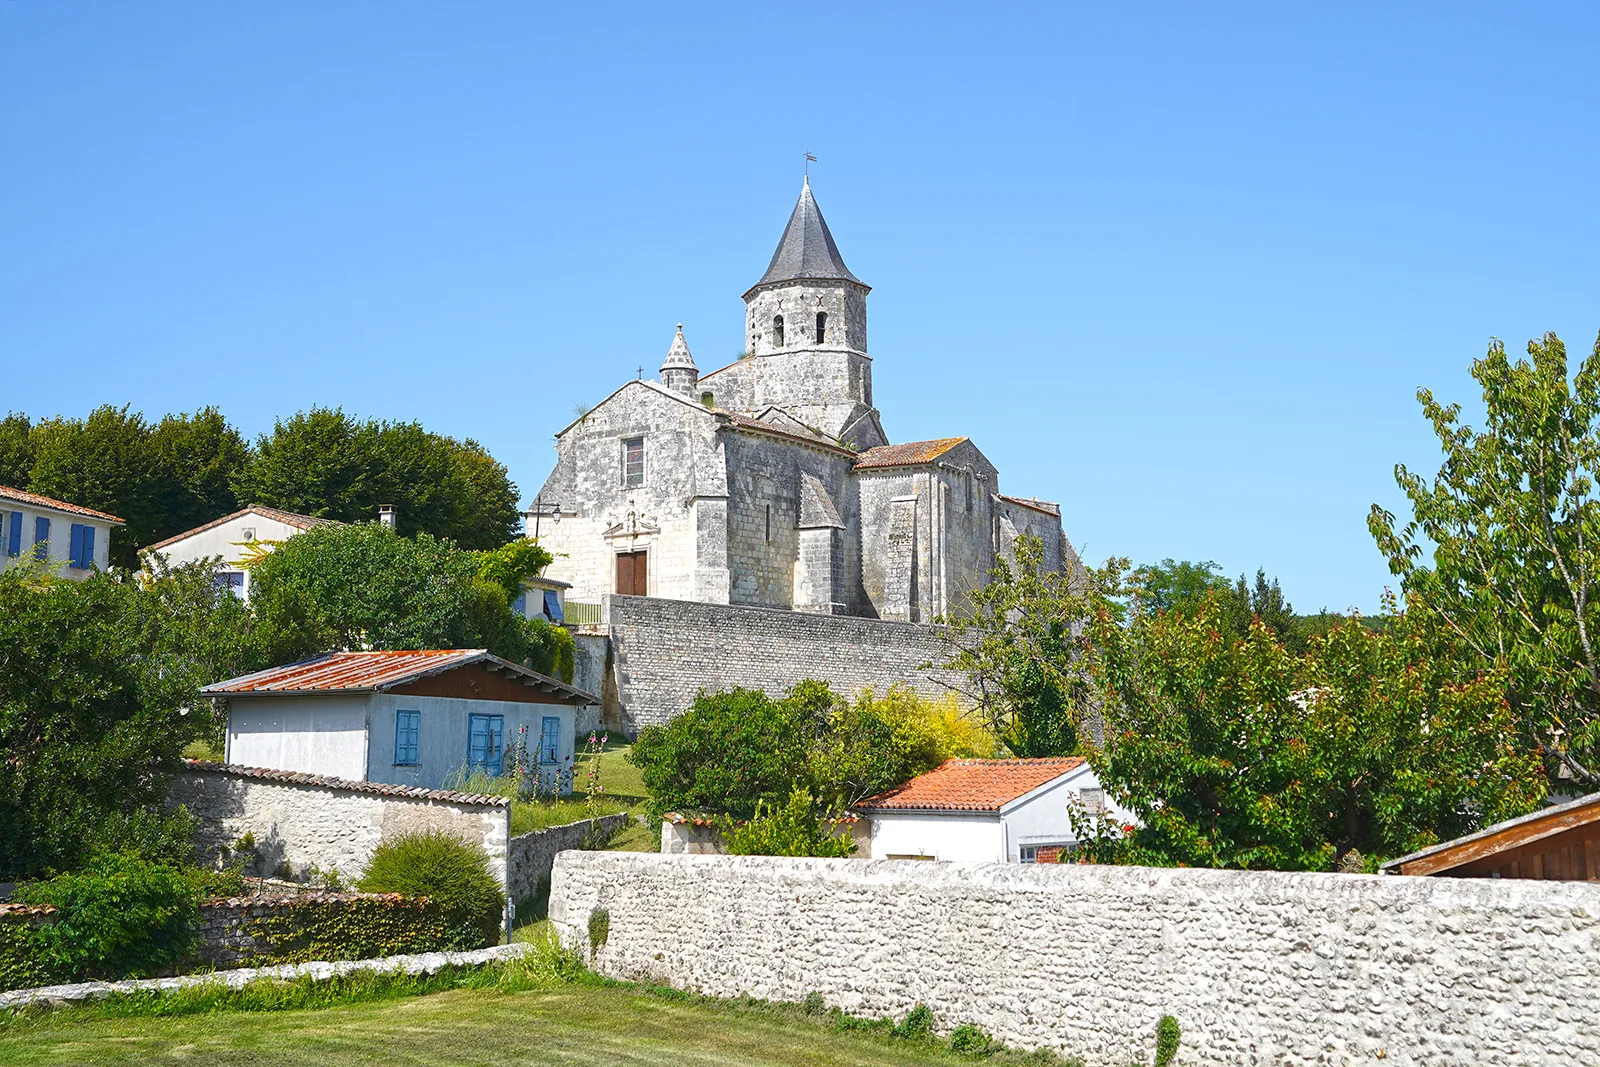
[{"x1": 660, "y1": 323, "x2": 698, "y2": 396}]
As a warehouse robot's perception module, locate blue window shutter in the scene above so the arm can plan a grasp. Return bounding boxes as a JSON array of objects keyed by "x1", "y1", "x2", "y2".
[
  {"x1": 68, "y1": 524, "x2": 84, "y2": 568},
  {"x1": 81, "y1": 525, "x2": 95, "y2": 568},
  {"x1": 543, "y1": 590, "x2": 563, "y2": 623},
  {"x1": 540, "y1": 716, "x2": 561, "y2": 763},
  {"x1": 394, "y1": 710, "x2": 420, "y2": 765},
  {"x1": 511, "y1": 591, "x2": 527, "y2": 617},
  {"x1": 3, "y1": 512, "x2": 16, "y2": 557},
  {"x1": 33, "y1": 516, "x2": 49, "y2": 561}
]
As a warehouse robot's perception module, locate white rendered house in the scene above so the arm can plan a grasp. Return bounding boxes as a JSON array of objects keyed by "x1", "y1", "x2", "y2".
[
  {"x1": 858, "y1": 757, "x2": 1138, "y2": 863},
  {"x1": 203, "y1": 650, "x2": 599, "y2": 795},
  {"x1": 139, "y1": 505, "x2": 338, "y2": 599},
  {"x1": 0, "y1": 485, "x2": 123, "y2": 579}
]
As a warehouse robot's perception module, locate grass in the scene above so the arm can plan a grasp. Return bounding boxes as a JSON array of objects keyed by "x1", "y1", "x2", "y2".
[
  {"x1": 572, "y1": 741, "x2": 649, "y2": 803},
  {"x1": 0, "y1": 944, "x2": 1077, "y2": 1066}
]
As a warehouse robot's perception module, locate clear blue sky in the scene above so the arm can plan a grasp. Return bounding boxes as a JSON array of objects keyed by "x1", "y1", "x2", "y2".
[{"x1": 5, "y1": 4, "x2": 1598, "y2": 613}]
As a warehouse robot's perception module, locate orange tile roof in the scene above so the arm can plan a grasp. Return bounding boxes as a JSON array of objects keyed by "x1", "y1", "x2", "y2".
[
  {"x1": 857, "y1": 757, "x2": 1086, "y2": 812},
  {"x1": 0, "y1": 485, "x2": 125, "y2": 524},
  {"x1": 854, "y1": 437, "x2": 967, "y2": 469},
  {"x1": 201, "y1": 649, "x2": 597, "y2": 704},
  {"x1": 142, "y1": 506, "x2": 338, "y2": 554}
]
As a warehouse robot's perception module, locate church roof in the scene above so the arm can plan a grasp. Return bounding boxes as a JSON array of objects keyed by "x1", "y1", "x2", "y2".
[
  {"x1": 661, "y1": 324, "x2": 697, "y2": 372},
  {"x1": 747, "y1": 178, "x2": 865, "y2": 295},
  {"x1": 854, "y1": 437, "x2": 967, "y2": 469}
]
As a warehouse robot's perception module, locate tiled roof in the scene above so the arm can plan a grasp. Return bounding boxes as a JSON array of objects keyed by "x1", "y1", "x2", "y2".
[
  {"x1": 181, "y1": 759, "x2": 511, "y2": 807},
  {"x1": 747, "y1": 178, "x2": 865, "y2": 294},
  {"x1": 0, "y1": 903, "x2": 57, "y2": 919},
  {"x1": 0, "y1": 485, "x2": 125, "y2": 524},
  {"x1": 201, "y1": 649, "x2": 598, "y2": 705},
  {"x1": 857, "y1": 757, "x2": 1086, "y2": 812},
  {"x1": 997, "y1": 495, "x2": 1061, "y2": 517},
  {"x1": 141, "y1": 506, "x2": 338, "y2": 554},
  {"x1": 854, "y1": 438, "x2": 967, "y2": 469}
]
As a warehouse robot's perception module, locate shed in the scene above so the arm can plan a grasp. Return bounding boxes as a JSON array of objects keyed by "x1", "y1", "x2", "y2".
[
  {"x1": 857, "y1": 757, "x2": 1137, "y2": 863},
  {"x1": 204, "y1": 650, "x2": 598, "y2": 795},
  {"x1": 1381, "y1": 791, "x2": 1600, "y2": 880}
]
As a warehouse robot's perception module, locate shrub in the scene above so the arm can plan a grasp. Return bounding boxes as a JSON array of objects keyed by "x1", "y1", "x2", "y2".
[
  {"x1": 1153, "y1": 1015, "x2": 1181, "y2": 1067},
  {"x1": 0, "y1": 917, "x2": 65, "y2": 991},
  {"x1": 355, "y1": 830, "x2": 504, "y2": 949},
  {"x1": 248, "y1": 896, "x2": 459, "y2": 964},
  {"x1": 895, "y1": 1002, "x2": 936, "y2": 1040},
  {"x1": 801, "y1": 991, "x2": 827, "y2": 1016},
  {"x1": 721, "y1": 788, "x2": 857, "y2": 858},
  {"x1": 524, "y1": 616, "x2": 576, "y2": 682},
  {"x1": 949, "y1": 1023, "x2": 995, "y2": 1056},
  {"x1": 587, "y1": 906, "x2": 610, "y2": 959},
  {"x1": 13, "y1": 854, "x2": 205, "y2": 981}
]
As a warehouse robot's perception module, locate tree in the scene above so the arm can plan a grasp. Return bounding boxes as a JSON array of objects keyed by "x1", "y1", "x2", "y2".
[
  {"x1": 247, "y1": 521, "x2": 528, "y2": 664},
  {"x1": 0, "y1": 563, "x2": 261, "y2": 879},
  {"x1": 27, "y1": 405, "x2": 158, "y2": 568},
  {"x1": 235, "y1": 408, "x2": 521, "y2": 548},
  {"x1": 147, "y1": 407, "x2": 251, "y2": 541},
  {"x1": 1369, "y1": 332, "x2": 1600, "y2": 786},
  {"x1": 1132, "y1": 559, "x2": 1303, "y2": 653},
  {"x1": 0, "y1": 411, "x2": 32, "y2": 488},
  {"x1": 1086, "y1": 594, "x2": 1544, "y2": 870},
  {"x1": 940, "y1": 536, "x2": 1124, "y2": 757}
]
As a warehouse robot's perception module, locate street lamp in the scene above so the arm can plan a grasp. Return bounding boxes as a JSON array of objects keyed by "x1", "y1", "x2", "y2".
[{"x1": 529, "y1": 494, "x2": 562, "y2": 541}]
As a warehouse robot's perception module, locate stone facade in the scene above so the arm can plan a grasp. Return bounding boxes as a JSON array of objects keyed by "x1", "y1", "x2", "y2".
[
  {"x1": 169, "y1": 763, "x2": 511, "y2": 890},
  {"x1": 534, "y1": 180, "x2": 1078, "y2": 624},
  {"x1": 190, "y1": 892, "x2": 429, "y2": 969},
  {"x1": 551, "y1": 852, "x2": 1600, "y2": 1067},
  {"x1": 599, "y1": 593, "x2": 965, "y2": 730},
  {"x1": 506, "y1": 813, "x2": 633, "y2": 909}
]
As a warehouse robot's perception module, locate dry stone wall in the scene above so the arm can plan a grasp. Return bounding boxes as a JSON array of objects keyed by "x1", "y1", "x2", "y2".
[
  {"x1": 506, "y1": 814, "x2": 633, "y2": 907},
  {"x1": 549, "y1": 851, "x2": 1600, "y2": 1067},
  {"x1": 603, "y1": 593, "x2": 964, "y2": 731}
]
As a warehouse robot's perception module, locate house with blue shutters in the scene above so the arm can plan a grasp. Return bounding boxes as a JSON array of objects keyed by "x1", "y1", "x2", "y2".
[
  {"x1": 202, "y1": 650, "x2": 598, "y2": 795},
  {"x1": 0, "y1": 485, "x2": 124, "y2": 579}
]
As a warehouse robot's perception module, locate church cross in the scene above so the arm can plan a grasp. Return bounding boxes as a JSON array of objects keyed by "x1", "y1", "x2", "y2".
[{"x1": 637, "y1": 366, "x2": 644, "y2": 379}]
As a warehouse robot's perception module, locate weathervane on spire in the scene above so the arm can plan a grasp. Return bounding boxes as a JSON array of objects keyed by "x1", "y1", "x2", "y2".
[{"x1": 805, "y1": 151, "x2": 817, "y2": 180}]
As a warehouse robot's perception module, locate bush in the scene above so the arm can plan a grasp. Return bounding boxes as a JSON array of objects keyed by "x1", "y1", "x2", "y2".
[
  {"x1": 721, "y1": 788, "x2": 857, "y2": 858},
  {"x1": 13, "y1": 854, "x2": 205, "y2": 981},
  {"x1": 0, "y1": 917, "x2": 65, "y2": 991},
  {"x1": 248, "y1": 896, "x2": 460, "y2": 964},
  {"x1": 524, "y1": 616, "x2": 576, "y2": 682},
  {"x1": 895, "y1": 1002, "x2": 936, "y2": 1040},
  {"x1": 949, "y1": 1023, "x2": 995, "y2": 1056},
  {"x1": 1153, "y1": 1015, "x2": 1181, "y2": 1067},
  {"x1": 355, "y1": 830, "x2": 504, "y2": 949}
]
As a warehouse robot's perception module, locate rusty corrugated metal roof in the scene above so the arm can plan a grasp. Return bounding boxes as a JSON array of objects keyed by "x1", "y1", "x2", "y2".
[
  {"x1": 857, "y1": 757, "x2": 1085, "y2": 812},
  {"x1": 200, "y1": 649, "x2": 597, "y2": 704},
  {"x1": 853, "y1": 438, "x2": 967, "y2": 470},
  {"x1": 0, "y1": 485, "x2": 126, "y2": 524}
]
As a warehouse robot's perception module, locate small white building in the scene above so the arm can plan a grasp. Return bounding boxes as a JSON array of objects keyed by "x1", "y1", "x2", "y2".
[
  {"x1": 513, "y1": 574, "x2": 571, "y2": 624},
  {"x1": 858, "y1": 757, "x2": 1137, "y2": 863},
  {"x1": 139, "y1": 505, "x2": 338, "y2": 598},
  {"x1": 0, "y1": 485, "x2": 123, "y2": 579},
  {"x1": 203, "y1": 649, "x2": 599, "y2": 795}
]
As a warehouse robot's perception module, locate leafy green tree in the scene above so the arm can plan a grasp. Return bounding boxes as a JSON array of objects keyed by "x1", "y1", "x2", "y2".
[
  {"x1": 236, "y1": 408, "x2": 521, "y2": 548},
  {"x1": 1132, "y1": 559, "x2": 1304, "y2": 653},
  {"x1": 1086, "y1": 594, "x2": 1544, "y2": 869},
  {"x1": 940, "y1": 536, "x2": 1125, "y2": 756},
  {"x1": 1370, "y1": 332, "x2": 1600, "y2": 786},
  {"x1": 247, "y1": 522, "x2": 530, "y2": 664},
  {"x1": 474, "y1": 539, "x2": 555, "y2": 601},
  {"x1": 147, "y1": 407, "x2": 251, "y2": 540},
  {"x1": 27, "y1": 405, "x2": 158, "y2": 568},
  {"x1": 1130, "y1": 559, "x2": 1233, "y2": 616},
  {"x1": 810, "y1": 685, "x2": 961, "y2": 808},
  {"x1": 0, "y1": 411, "x2": 32, "y2": 488},
  {"x1": 720, "y1": 787, "x2": 857, "y2": 858},
  {"x1": 0, "y1": 563, "x2": 259, "y2": 879}
]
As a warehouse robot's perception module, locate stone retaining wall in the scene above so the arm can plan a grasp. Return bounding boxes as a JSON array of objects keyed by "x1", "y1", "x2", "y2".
[
  {"x1": 191, "y1": 892, "x2": 432, "y2": 968},
  {"x1": 603, "y1": 594, "x2": 964, "y2": 731},
  {"x1": 506, "y1": 814, "x2": 633, "y2": 907},
  {"x1": 549, "y1": 851, "x2": 1600, "y2": 1067}
]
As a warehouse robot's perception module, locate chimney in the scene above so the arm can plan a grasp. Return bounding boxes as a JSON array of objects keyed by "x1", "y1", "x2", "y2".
[{"x1": 378, "y1": 504, "x2": 398, "y2": 529}]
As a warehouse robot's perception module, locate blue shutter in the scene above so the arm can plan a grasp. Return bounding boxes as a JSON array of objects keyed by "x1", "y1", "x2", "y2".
[
  {"x1": 394, "y1": 710, "x2": 420, "y2": 765},
  {"x1": 510, "y1": 591, "x2": 527, "y2": 617},
  {"x1": 68, "y1": 524, "x2": 85, "y2": 568},
  {"x1": 6, "y1": 513, "x2": 19, "y2": 557},
  {"x1": 543, "y1": 590, "x2": 563, "y2": 623},
  {"x1": 80, "y1": 525, "x2": 95, "y2": 569},
  {"x1": 33, "y1": 516, "x2": 49, "y2": 561},
  {"x1": 467, "y1": 714, "x2": 504, "y2": 773},
  {"x1": 540, "y1": 716, "x2": 561, "y2": 763}
]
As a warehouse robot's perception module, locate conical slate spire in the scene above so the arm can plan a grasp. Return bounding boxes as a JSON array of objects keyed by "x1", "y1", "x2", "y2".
[
  {"x1": 750, "y1": 178, "x2": 863, "y2": 290},
  {"x1": 660, "y1": 323, "x2": 699, "y2": 396}
]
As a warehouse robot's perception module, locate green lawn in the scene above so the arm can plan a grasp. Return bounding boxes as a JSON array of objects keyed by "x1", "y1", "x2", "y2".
[
  {"x1": 0, "y1": 983, "x2": 1064, "y2": 1066},
  {"x1": 573, "y1": 741, "x2": 648, "y2": 802}
]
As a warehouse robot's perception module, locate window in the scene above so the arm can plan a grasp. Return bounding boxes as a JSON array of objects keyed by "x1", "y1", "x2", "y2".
[
  {"x1": 68, "y1": 523, "x2": 95, "y2": 569},
  {"x1": 700, "y1": 390, "x2": 715, "y2": 407},
  {"x1": 5, "y1": 512, "x2": 20, "y2": 557},
  {"x1": 964, "y1": 472, "x2": 973, "y2": 513},
  {"x1": 33, "y1": 516, "x2": 49, "y2": 561},
  {"x1": 394, "y1": 710, "x2": 421, "y2": 765},
  {"x1": 213, "y1": 570, "x2": 245, "y2": 597},
  {"x1": 1020, "y1": 846, "x2": 1038, "y2": 864},
  {"x1": 1020, "y1": 844, "x2": 1068, "y2": 864},
  {"x1": 815, "y1": 311, "x2": 827, "y2": 343},
  {"x1": 467, "y1": 714, "x2": 504, "y2": 774},
  {"x1": 542, "y1": 589, "x2": 563, "y2": 623},
  {"x1": 773, "y1": 315, "x2": 784, "y2": 347},
  {"x1": 622, "y1": 437, "x2": 645, "y2": 487},
  {"x1": 539, "y1": 715, "x2": 561, "y2": 763},
  {"x1": 765, "y1": 504, "x2": 771, "y2": 543}
]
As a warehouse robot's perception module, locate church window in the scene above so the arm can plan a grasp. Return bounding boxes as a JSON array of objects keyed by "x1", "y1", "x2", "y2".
[
  {"x1": 964, "y1": 472, "x2": 973, "y2": 513},
  {"x1": 815, "y1": 312, "x2": 827, "y2": 343},
  {"x1": 765, "y1": 504, "x2": 771, "y2": 542},
  {"x1": 773, "y1": 315, "x2": 784, "y2": 347},
  {"x1": 622, "y1": 437, "x2": 645, "y2": 487}
]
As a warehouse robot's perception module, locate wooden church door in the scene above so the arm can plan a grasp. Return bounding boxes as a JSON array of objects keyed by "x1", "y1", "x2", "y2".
[{"x1": 615, "y1": 550, "x2": 648, "y2": 596}]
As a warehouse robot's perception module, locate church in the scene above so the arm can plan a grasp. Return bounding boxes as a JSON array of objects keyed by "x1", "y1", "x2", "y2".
[{"x1": 532, "y1": 179, "x2": 1078, "y2": 623}]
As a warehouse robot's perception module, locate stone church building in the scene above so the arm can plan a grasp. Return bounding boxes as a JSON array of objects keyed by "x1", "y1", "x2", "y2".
[{"x1": 533, "y1": 179, "x2": 1077, "y2": 623}]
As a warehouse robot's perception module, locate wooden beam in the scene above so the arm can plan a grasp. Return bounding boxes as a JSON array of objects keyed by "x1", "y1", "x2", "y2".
[{"x1": 1399, "y1": 799, "x2": 1600, "y2": 875}]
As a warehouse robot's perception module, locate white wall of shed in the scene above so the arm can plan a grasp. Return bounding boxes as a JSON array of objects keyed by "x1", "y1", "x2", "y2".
[
  {"x1": 225, "y1": 695, "x2": 369, "y2": 780},
  {"x1": 866, "y1": 811, "x2": 1003, "y2": 862}
]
